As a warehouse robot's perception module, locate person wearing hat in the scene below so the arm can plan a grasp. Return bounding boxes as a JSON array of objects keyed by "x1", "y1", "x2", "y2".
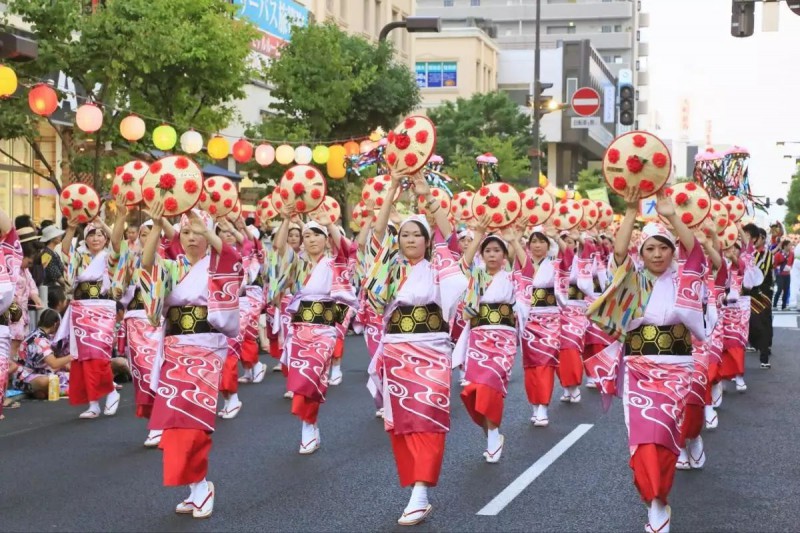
[
  {"x1": 452, "y1": 213, "x2": 521, "y2": 464},
  {"x1": 586, "y1": 187, "x2": 707, "y2": 533},
  {"x1": 39, "y1": 225, "x2": 67, "y2": 288},
  {"x1": 0, "y1": 207, "x2": 23, "y2": 418},
  {"x1": 54, "y1": 205, "x2": 127, "y2": 420},
  {"x1": 8, "y1": 227, "x2": 45, "y2": 361},
  {"x1": 270, "y1": 202, "x2": 357, "y2": 455},
  {"x1": 364, "y1": 172, "x2": 466, "y2": 526},
  {"x1": 742, "y1": 223, "x2": 774, "y2": 368},
  {"x1": 139, "y1": 203, "x2": 242, "y2": 519}
]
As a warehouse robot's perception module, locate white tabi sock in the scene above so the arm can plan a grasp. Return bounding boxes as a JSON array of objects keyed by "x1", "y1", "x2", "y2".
[
  {"x1": 487, "y1": 428, "x2": 500, "y2": 451},
  {"x1": 735, "y1": 375, "x2": 745, "y2": 386},
  {"x1": 228, "y1": 393, "x2": 240, "y2": 405},
  {"x1": 406, "y1": 484, "x2": 429, "y2": 512},
  {"x1": 88, "y1": 401, "x2": 101, "y2": 413},
  {"x1": 538, "y1": 404, "x2": 548, "y2": 420},
  {"x1": 190, "y1": 479, "x2": 209, "y2": 503},
  {"x1": 459, "y1": 368, "x2": 466, "y2": 381},
  {"x1": 301, "y1": 421, "x2": 315, "y2": 443}
]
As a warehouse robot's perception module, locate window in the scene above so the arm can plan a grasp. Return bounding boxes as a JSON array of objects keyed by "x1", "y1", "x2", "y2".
[
  {"x1": 470, "y1": 0, "x2": 480, "y2": 5},
  {"x1": 415, "y1": 61, "x2": 458, "y2": 88},
  {"x1": 547, "y1": 26, "x2": 574, "y2": 34},
  {"x1": 614, "y1": 55, "x2": 623, "y2": 64},
  {"x1": 601, "y1": 25, "x2": 612, "y2": 33},
  {"x1": 443, "y1": 0, "x2": 454, "y2": 5},
  {"x1": 614, "y1": 24, "x2": 622, "y2": 32},
  {"x1": 601, "y1": 54, "x2": 613, "y2": 63}
]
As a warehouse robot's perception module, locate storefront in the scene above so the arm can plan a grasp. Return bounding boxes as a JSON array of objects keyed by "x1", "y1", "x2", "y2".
[{"x1": 0, "y1": 123, "x2": 59, "y2": 225}]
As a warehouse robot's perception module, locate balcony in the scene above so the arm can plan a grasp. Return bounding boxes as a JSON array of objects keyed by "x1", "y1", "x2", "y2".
[
  {"x1": 636, "y1": 71, "x2": 649, "y2": 86},
  {"x1": 542, "y1": 0, "x2": 634, "y2": 21},
  {"x1": 417, "y1": 1, "x2": 633, "y2": 23},
  {"x1": 638, "y1": 12, "x2": 650, "y2": 28},
  {"x1": 637, "y1": 42, "x2": 649, "y2": 57}
]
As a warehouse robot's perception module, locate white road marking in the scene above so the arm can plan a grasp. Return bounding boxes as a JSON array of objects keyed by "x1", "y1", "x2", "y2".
[
  {"x1": 476, "y1": 423, "x2": 594, "y2": 516},
  {"x1": 772, "y1": 314, "x2": 799, "y2": 328}
]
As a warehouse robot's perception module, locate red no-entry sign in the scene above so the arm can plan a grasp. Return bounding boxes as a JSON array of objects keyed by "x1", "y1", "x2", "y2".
[{"x1": 571, "y1": 87, "x2": 601, "y2": 117}]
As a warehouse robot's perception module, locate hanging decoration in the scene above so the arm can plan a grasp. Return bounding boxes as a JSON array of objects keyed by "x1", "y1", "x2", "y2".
[
  {"x1": 232, "y1": 138, "x2": 254, "y2": 163},
  {"x1": 207, "y1": 135, "x2": 230, "y2": 160},
  {"x1": 76, "y1": 103, "x2": 103, "y2": 133},
  {"x1": 120, "y1": 114, "x2": 146, "y2": 142},
  {"x1": 312, "y1": 145, "x2": 329, "y2": 165},
  {"x1": 28, "y1": 83, "x2": 58, "y2": 116},
  {"x1": 152, "y1": 124, "x2": 178, "y2": 151},
  {"x1": 180, "y1": 129, "x2": 204, "y2": 154},
  {"x1": 476, "y1": 153, "x2": 500, "y2": 184},
  {"x1": 693, "y1": 146, "x2": 761, "y2": 211},
  {"x1": 423, "y1": 154, "x2": 453, "y2": 197},
  {"x1": 294, "y1": 145, "x2": 312, "y2": 165},
  {"x1": 327, "y1": 144, "x2": 347, "y2": 179},
  {"x1": 0, "y1": 65, "x2": 17, "y2": 97},
  {"x1": 255, "y1": 143, "x2": 275, "y2": 166},
  {"x1": 275, "y1": 144, "x2": 295, "y2": 166}
]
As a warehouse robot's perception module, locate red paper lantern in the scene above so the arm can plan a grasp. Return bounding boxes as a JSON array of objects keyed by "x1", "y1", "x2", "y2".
[
  {"x1": 232, "y1": 138, "x2": 253, "y2": 163},
  {"x1": 28, "y1": 83, "x2": 59, "y2": 116}
]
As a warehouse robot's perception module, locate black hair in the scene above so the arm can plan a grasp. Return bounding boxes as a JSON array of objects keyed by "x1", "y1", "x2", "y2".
[
  {"x1": 14, "y1": 215, "x2": 33, "y2": 230},
  {"x1": 387, "y1": 224, "x2": 398, "y2": 237},
  {"x1": 480, "y1": 235, "x2": 508, "y2": 256},
  {"x1": 47, "y1": 286, "x2": 66, "y2": 309},
  {"x1": 38, "y1": 308, "x2": 61, "y2": 330},
  {"x1": 528, "y1": 231, "x2": 549, "y2": 245},
  {"x1": 758, "y1": 228, "x2": 768, "y2": 240},
  {"x1": 741, "y1": 223, "x2": 760, "y2": 239},
  {"x1": 245, "y1": 216, "x2": 255, "y2": 226},
  {"x1": 781, "y1": 239, "x2": 791, "y2": 248},
  {"x1": 116, "y1": 301, "x2": 125, "y2": 313},
  {"x1": 733, "y1": 242, "x2": 742, "y2": 250},
  {"x1": 40, "y1": 220, "x2": 54, "y2": 230},
  {"x1": 646, "y1": 235, "x2": 676, "y2": 251},
  {"x1": 288, "y1": 227, "x2": 302, "y2": 238},
  {"x1": 21, "y1": 241, "x2": 40, "y2": 259}
]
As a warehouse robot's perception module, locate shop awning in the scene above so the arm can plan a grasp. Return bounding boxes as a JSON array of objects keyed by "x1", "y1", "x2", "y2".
[{"x1": 202, "y1": 164, "x2": 242, "y2": 181}]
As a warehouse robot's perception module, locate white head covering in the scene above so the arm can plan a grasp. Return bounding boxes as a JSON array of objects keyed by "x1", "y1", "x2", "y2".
[
  {"x1": 83, "y1": 222, "x2": 108, "y2": 239},
  {"x1": 303, "y1": 220, "x2": 329, "y2": 238},
  {"x1": 457, "y1": 228, "x2": 474, "y2": 240},
  {"x1": 141, "y1": 219, "x2": 155, "y2": 229},
  {"x1": 247, "y1": 226, "x2": 260, "y2": 240},
  {"x1": 399, "y1": 214, "x2": 431, "y2": 239},
  {"x1": 637, "y1": 222, "x2": 676, "y2": 255},
  {"x1": 180, "y1": 209, "x2": 214, "y2": 233},
  {"x1": 481, "y1": 233, "x2": 508, "y2": 254}
]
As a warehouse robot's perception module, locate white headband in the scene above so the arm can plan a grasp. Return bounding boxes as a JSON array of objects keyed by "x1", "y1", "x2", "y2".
[
  {"x1": 399, "y1": 214, "x2": 431, "y2": 238},
  {"x1": 303, "y1": 220, "x2": 329, "y2": 238}
]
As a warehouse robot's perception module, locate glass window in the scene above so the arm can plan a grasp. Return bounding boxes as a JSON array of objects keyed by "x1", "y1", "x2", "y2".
[
  {"x1": 33, "y1": 175, "x2": 58, "y2": 225},
  {"x1": 12, "y1": 171, "x2": 30, "y2": 221},
  {"x1": 614, "y1": 24, "x2": 622, "y2": 32},
  {"x1": 444, "y1": 0, "x2": 454, "y2": 5},
  {"x1": 470, "y1": 0, "x2": 480, "y2": 5},
  {"x1": 0, "y1": 169, "x2": 10, "y2": 213},
  {"x1": 601, "y1": 25, "x2": 612, "y2": 33}
]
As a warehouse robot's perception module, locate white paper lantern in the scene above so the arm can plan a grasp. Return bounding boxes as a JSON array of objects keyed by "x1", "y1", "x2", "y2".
[
  {"x1": 180, "y1": 129, "x2": 204, "y2": 154},
  {"x1": 275, "y1": 144, "x2": 295, "y2": 165},
  {"x1": 76, "y1": 103, "x2": 103, "y2": 133},
  {"x1": 294, "y1": 145, "x2": 312, "y2": 165},
  {"x1": 255, "y1": 143, "x2": 275, "y2": 166}
]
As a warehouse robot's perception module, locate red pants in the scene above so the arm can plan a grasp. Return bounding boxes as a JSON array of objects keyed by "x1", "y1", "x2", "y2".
[
  {"x1": 268, "y1": 336, "x2": 282, "y2": 360},
  {"x1": 390, "y1": 432, "x2": 446, "y2": 487},
  {"x1": 524, "y1": 366, "x2": 555, "y2": 405},
  {"x1": 583, "y1": 343, "x2": 605, "y2": 361},
  {"x1": 68, "y1": 359, "x2": 114, "y2": 406},
  {"x1": 630, "y1": 443, "x2": 676, "y2": 504},
  {"x1": 719, "y1": 346, "x2": 745, "y2": 379},
  {"x1": 557, "y1": 348, "x2": 583, "y2": 387},
  {"x1": 704, "y1": 361, "x2": 720, "y2": 404},
  {"x1": 332, "y1": 337, "x2": 344, "y2": 360},
  {"x1": 160, "y1": 428, "x2": 212, "y2": 486},
  {"x1": 461, "y1": 382, "x2": 504, "y2": 428},
  {"x1": 292, "y1": 394, "x2": 320, "y2": 424},
  {"x1": 240, "y1": 337, "x2": 259, "y2": 369},
  {"x1": 219, "y1": 355, "x2": 239, "y2": 395},
  {"x1": 679, "y1": 403, "x2": 704, "y2": 445},
  {"x1": 136, "y1": 404, "x2": 153, "y2": 419}
]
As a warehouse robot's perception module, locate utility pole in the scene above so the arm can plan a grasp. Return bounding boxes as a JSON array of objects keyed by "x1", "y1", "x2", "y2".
[{"x1": 531, "y1": 0, "x2": 542, "y2": 180}]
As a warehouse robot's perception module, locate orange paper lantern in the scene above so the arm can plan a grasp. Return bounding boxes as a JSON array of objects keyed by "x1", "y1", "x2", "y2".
[
  {"x1": 28, "y1": 84, "x2": 59, "y2": 116},
  {"x1": 326, "y1": 144, "x2": 346, "y2": 179},
  {"x1": 344, "y1": 141, "x2": 360, "y2": 156},
  {"x1": 232, "y1": 138, "x2": 253, "y2": 163}
]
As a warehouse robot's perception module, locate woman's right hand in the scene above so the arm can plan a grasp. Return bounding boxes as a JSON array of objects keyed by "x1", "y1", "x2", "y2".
[
  {"x1": 623, "y1": 185, "x2": 642, "y2": 212},
  {"x1": 475, "y1": 213, "x2": 492, "y2": 236},
  {"x1": 149, "y1": 198, "x2": 165, "y2": 224}
]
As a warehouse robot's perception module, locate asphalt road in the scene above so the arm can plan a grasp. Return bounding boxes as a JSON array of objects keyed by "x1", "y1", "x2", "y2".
[{"x1": 1, "y1": 325, "x2": 798, "y2": 532}]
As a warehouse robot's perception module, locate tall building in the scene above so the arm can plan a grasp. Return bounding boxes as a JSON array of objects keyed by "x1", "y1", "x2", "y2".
[{"x1": 416, "y1": 0, "x2": 650, "y2": 129}]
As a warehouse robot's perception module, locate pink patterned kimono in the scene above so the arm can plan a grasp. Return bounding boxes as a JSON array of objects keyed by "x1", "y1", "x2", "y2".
[
  {"x1": 142, "y1": 244, "x2": 241, "y2": 486},
  {"x1": 0, "y1": 229, "x2": 21, "y2": 418},
  {"x1": 365, "y1": 228, "x2": 466, "y2": 487},
  {"x1": 555, "y1": 246, "x2": 593, "y2": 388},
  {"x1": 586, "y1": 241, "x2": 707, "y2": 504},
  {"x1": 9, "y1": 268, "x2": 37, "y2": 341}
]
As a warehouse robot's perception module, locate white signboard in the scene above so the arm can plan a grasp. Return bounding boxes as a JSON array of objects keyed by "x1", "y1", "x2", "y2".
[
  {"x1": 603, "y1": 84, "x2": 615, "y2": 124},
  {"x1": 571, "y1": 117, "x2": 599, "y2": 129},
  {"x1": 640, "y1": 197, "x2": 658, "y2": 220}
]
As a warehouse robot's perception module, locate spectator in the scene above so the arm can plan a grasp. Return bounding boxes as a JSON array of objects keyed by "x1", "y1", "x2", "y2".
[
  {"x1": 14, "y1": 214, "x2": 34, "y2": 231},
  {"x1": 39, "y1": 219, "x2": 54, "y2": 230},
  {"x1": 38, "y1": 225, "x2": 67, "y2": 288},
  {"x1": 773, "y1": 239, "x2": 794, "y2": 310},
  {"x1": 11, "y1": 309, "x2": 70, "y2": 399},
  {"x1": 47, "y1": 286, "x2": 68, "y2": 316},
  {"x1": 10, "y1": 228, "x2": 44, "y2": 359}
]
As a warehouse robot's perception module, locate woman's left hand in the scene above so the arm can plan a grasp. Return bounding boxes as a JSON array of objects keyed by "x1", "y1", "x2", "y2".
[
  {"x1": 411, "y1": 172, "x2": 430, "y2": 197},
  {"x1": 655, "y1": 190, "x2": 676, "y2": 218}
]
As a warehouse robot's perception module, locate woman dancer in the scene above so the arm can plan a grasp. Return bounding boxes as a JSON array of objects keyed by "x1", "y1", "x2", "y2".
[
  {"x1": 140, "y1": 203, "x2": 241, "y2": 519},
  {"x1": 516, "y1": 227, "x2": 561, "y2": 427},
  {"x1": 365, "y1": 172, "x2": 465, "y2": 525},
  {"x1": 111, "y1": 212, "x2": 164, "y2": 446},
  {"x1": 270, "y1": 207, "x2": 356, "y2": 454},
  {"x1": 0, "y1": 208, "x2": 21, "y2": 419},
  {"x1": 586, "y1": 188, "x2": 706, "y2": 533},
  {"x1": 454, "y1": 214, "x2": 520, "y2": 463},
  {"x1": 56, "y1": 207, "x2": 126, "y2": 419},
  {"x1": 9, "y1": 228, "x2": 44, "y2": 359}
]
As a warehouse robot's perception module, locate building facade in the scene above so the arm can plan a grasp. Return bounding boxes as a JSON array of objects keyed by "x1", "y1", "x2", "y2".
[{"x1": 413, "y1": 26, "x2": 499, "y2": 109}]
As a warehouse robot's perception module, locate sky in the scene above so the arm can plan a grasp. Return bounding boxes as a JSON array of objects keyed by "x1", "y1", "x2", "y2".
[{"x1": 643, "y1": 0, "x2": 800, "y2": 214}]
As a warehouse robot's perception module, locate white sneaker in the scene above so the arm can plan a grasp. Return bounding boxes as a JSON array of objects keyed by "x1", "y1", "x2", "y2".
[
  {"x1": 192, "y1": 481, "x2": 215, "y2": 519},
  {"x1": 704, "y1": 405, "x2": 718, "y2": 430},
  {"x1": 252, "y1": 362, "x2": 266, "y2": 383},
  {"x1": 103, "y1": 390, "x2": 121, "y2": 416},
  {"x1": 534, "y1": 405, "x2": 549, "y2": 427},
  {"x1": 144, "y1": 430, "x2": 162, "y2": 448},
  {"x1": 283, "y1": 390, "x2": 294, "y2": 399},
  {"x1": 676, "y1": 448, "x2": 691, "y2": 470},
  {"x1": 483, "y1": 434, "x2": 505, "y2": 464},
  {"x1": 687, "y1": 436, "x2": 706, "y2": 469}
]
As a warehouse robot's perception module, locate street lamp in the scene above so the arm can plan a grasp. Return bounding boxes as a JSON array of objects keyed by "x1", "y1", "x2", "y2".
[{"x1": 378, "y1": 16, "x2": 441, "y2": 42}]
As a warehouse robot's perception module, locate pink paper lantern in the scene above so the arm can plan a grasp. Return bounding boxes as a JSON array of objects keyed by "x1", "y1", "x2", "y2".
[{"x1": 76, "y1": 103, "x2": 103, "y2": 133}]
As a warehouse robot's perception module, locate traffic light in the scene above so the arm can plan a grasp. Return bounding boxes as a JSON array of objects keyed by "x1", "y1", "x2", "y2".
[
  {"x1": 619, "y1": 83, "x2": 635, "y2": 126},
  {"x1": 731, "y1": 1, "x2": 755, "y2": 38}
]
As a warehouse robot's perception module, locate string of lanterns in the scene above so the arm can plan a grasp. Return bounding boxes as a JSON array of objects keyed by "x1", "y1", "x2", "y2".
[{"x1": 0, "y1": 65, "x2": 373, "y2": 176}]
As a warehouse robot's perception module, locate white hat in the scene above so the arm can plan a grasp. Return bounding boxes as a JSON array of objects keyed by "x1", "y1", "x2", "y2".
[
  {"x1": 303, "y1": 220, "x2": 329, "y2": 237},
  {"x1": 399, "y1": 214, "x2": 431, "y2": 239},
  {"x1": 39, "y1": 225, "x2": 66, "y2": 243}
]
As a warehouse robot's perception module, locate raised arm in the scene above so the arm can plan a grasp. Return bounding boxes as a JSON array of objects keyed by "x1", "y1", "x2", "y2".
[
  {"x1": 191, "y1": 212, "x2": 223, "y2": 254},
  {"x1": 141, "y1": 200, "x2": 165, "y2": 269},
  {"x1": 462, "y1": 214, "x2": 490, "y2": 268},
  {"x1": 614, "y1": 186, "x2": 641, "y2": 266},
  {"x1": 109, "y1": 194, "x2": 128, "y2": 255},
  {"x1": 355, "y1": 199, "x2": 375, "y2": 250},
  {"x1": 697, "y1": 223, "x2": 722, "y2": 271},
  {"x1": 655, "y1": 190, "x2": 694, "y2": 252},
  {"x1": 160, "y1": 216, "x2": 176, "y2": 241},
  {"x1": 62, "y1": 221, "x2": 77, "y2": 256},
  {"x1": 413, "y1": 173, "x2": 452, "y2": 239},
  {"x1": 372, "y1": 173, "x2": 402, "y2": 243},
  {"x1": 273, "y1": 204, "x2": 294, "y2": 257}
]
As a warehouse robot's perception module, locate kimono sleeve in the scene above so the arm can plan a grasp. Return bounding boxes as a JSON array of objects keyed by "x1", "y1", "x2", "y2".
[
  {"x1": 139, "y1": 255, "x2": 178, "y2": 328},
  {"x1": 267, "y1": 247, "x2": 297, "y2": 304},
  {"x1": 432, "y1": 228, "x2": 467, "y2": 323},
  {"x1": 110, "y1": 241, "x2": 132, "y2": 299},
  {"x1": 586, "y1": 254, "x2": 646, "y2": 340},
  {"x1": 364, "y1": 230, "x2": 399, "y2": 316},
  {"x1": 460, "y1": 256, "x2": 488, "y2": 320},
  {"x1": 741, "y1": 244, "x2": 764, "y2": 289}
]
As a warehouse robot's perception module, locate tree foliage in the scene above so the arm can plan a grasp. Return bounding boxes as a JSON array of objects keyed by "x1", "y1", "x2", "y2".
[
  {"x1": 254, "y1": 22, "x2": 420, "y2": 223},
  {"x1": 0, "y1": 0, "x2": 259, "y2": 191},
  {"x1": 575, "y1": 167, "x2": 626, "y2": 214},
  {"x1": 783, "y1": 165, "x2": 800, "y2": 228},
  {"x1": 447, "y1": 134, "x2": 531, "y2": 192}
]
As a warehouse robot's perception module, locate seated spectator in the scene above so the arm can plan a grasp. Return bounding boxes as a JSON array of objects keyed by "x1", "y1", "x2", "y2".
[
  {"x1": 111, "y1": 301, "x2": 131, "y2": 384},
  {"x1": 12, "y1": 309, "x2": 70, "y2": 399}
]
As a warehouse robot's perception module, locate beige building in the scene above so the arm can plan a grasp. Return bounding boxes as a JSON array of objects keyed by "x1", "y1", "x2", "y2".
[
  {"x1": 296, "y1": 0, "x2": 415, "y2": 64},
  {"x1": 413, "y1": 27, "x2": 499, "y2": 110}
]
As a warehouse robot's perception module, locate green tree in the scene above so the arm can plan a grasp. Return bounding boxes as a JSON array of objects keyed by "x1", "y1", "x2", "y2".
[
  {"x1": 783, "y1": 165, "x2": 800, "y2": 228},
  {"x1": 0, "y1": 0, "x2": 259, "y2": 191},
  {"x1": 575, "y1": 168, "x2": 626, "y2": 213},
  {"x1": 446, "y1": 134, "x2": 532, "y2": 192},
  {"x1": 253, "y1": 22, "x2": 420, "y2": 224}
]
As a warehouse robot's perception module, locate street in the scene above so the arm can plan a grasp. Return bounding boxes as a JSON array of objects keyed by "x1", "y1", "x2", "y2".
[{"x1": 2, "y1": 323, "x2": 799, "y2": 533}]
